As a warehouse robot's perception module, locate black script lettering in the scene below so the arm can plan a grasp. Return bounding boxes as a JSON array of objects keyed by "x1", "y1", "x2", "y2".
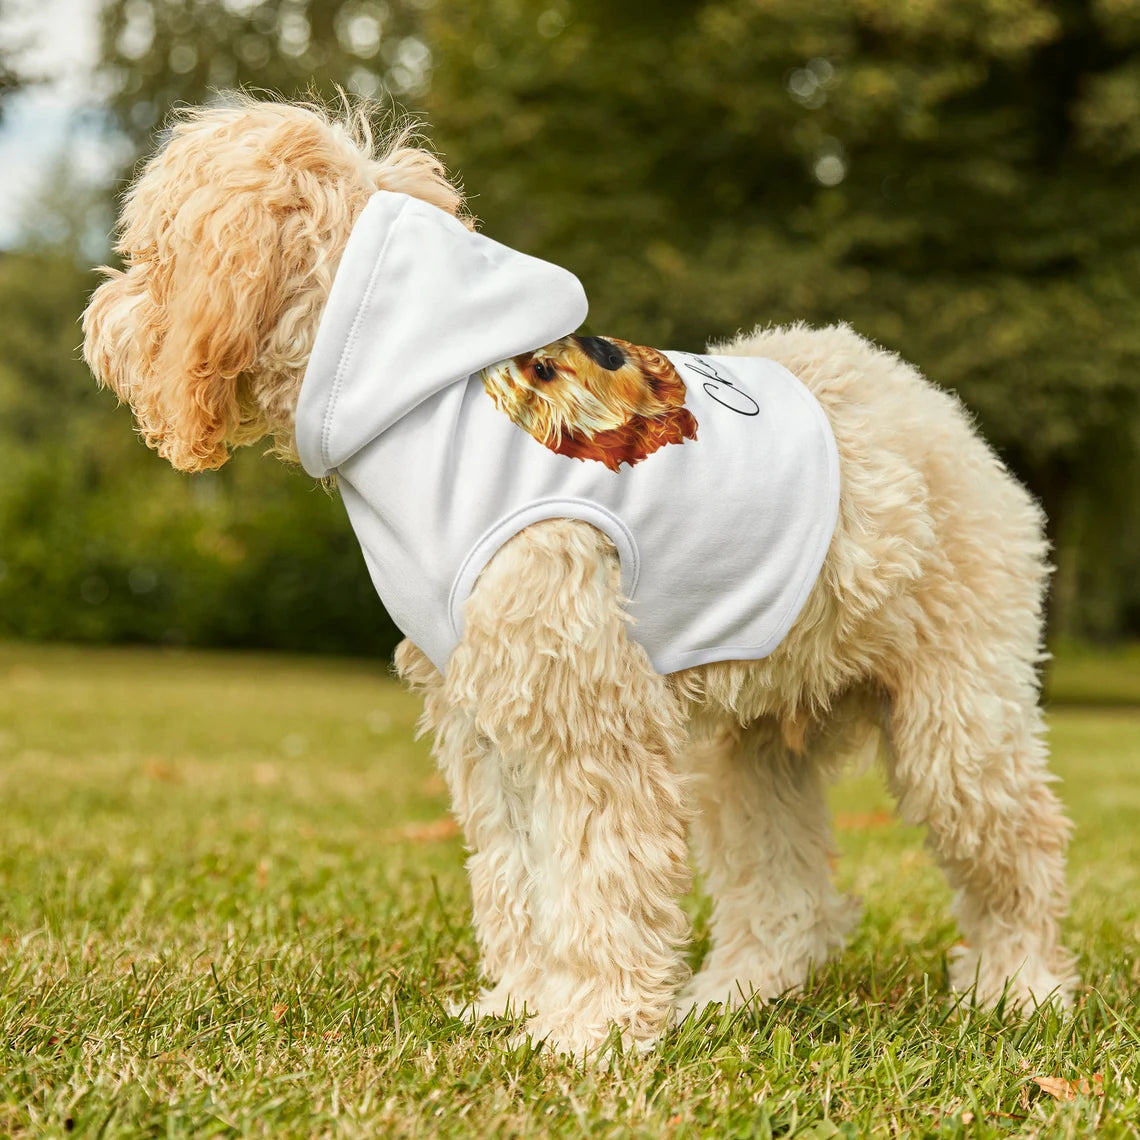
[{"x1": 681, "y1": 355, "x2": 760, "y2": 417}]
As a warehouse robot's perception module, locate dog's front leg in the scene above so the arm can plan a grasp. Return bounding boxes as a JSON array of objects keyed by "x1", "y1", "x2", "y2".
[
  {"x1": 395, "y1": 639, "x2": 542, "y2": 1019},
  {"x1": 446, "y1": 520, "x2": 692, "y2": 1059}
]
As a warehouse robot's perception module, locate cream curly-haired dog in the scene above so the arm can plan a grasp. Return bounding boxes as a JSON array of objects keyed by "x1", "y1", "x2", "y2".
[{"x1": 83, "y1": 97, "x2": 1075, "y2": 1059}]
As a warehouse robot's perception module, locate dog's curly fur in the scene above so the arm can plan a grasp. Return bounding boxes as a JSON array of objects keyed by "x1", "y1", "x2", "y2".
[{"x1": 83, "y1": 97, "x2": 1076, "y2": 1060}]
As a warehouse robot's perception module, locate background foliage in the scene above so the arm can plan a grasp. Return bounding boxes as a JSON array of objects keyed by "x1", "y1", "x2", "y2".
[{"x1": 2, "y1": 0, "x2": 1139, "y2": 653}]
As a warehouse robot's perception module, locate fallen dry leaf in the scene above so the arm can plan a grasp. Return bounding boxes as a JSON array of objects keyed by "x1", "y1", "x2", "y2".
[
  {"x1": 1033, "y1": 1074, "x2": 1104, "y2": 1101},
  {"x1": 391, "y1": 817, "x2": 461, "y2": 843},
  {"x1": 142, "y1": 757, "x2": 182, "y2": 783},
  {"x1": 833, "y1": 810, "x2": 894, "y2": 830},
  {"x1": 253, "y1": 762, "x2": 279, "y2": 786}
]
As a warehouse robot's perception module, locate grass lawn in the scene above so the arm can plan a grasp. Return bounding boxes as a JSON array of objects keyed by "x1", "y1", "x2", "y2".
[
  {"x1": 1045, "y1": 641, "x2": 1140, "y2": 708},
  {"x1": 1, "y1": 641, "x2": 1138, "y2": 1138}
]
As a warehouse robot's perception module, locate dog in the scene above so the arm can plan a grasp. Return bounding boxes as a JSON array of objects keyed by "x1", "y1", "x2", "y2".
[
  {"x1": 479, "y1": 334, "x2": 699, "y2": 470},
  {"x1": 82, "y1": 97, "x2": 1076, "y2": 1059}
]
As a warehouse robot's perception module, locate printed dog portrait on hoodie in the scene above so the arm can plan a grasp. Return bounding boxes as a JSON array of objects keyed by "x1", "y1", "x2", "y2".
[{"x1": 479, "y1": 335, "x2": 699, "y2": 471}]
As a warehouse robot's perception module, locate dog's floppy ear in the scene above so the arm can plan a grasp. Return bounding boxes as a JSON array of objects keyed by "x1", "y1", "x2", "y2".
[
  {"x1": 84, "y1": 168, "x2": 301, "y2": 473},
  {"x1": 83, "y1": 260, "x2": 159, "y2": 432},
  {"x1": 142, "y1": 185, "x2": 284, "y2": 472}
]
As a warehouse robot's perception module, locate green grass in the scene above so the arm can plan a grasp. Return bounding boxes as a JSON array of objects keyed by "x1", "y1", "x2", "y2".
[
  {"x1": 1, "y1": 641, "x2": 1138, "y2": 1138},
  {"x1": 1045, "y1": 641, "x2": 1140, "y2": 707}
]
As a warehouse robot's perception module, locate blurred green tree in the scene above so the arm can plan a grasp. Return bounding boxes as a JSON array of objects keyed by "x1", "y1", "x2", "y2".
[
  {"x1": 422, "y1": 0, "x2": 1140, "y2": 636},
  {"x1": 0, "y1": 0, "x2": 25, "y2": 119},
  {"x1": 97, "y1": 0, "x2": 425, "y2": 149},
  {"x1": 14, "y1": 0, "x2": 1138, "y2": 648},
  {"x1": 0, "y1": 247, "x2": 402, "y2": 654}
]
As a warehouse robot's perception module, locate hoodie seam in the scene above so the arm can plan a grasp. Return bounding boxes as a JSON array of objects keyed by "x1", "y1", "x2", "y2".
[
  {"x1": 447, "y1": 499, "x2": 642, "y2": 649},
  {"x1": 320, "y1": 196, "x2": 410, "y2": 472}
]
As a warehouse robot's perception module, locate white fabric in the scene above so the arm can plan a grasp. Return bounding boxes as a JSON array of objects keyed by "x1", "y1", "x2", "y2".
[{"x1": 297, "y1": 191, "x2": 840, "y2": 675}]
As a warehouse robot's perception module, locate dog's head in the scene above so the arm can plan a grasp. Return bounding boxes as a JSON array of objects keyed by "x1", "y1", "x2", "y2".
[
  {"x1": 481, "y1": 334, "x2": 690, "y2": 452},
  {"x1": 83, "y1": 96, "x2": 466, "y2": 472}
]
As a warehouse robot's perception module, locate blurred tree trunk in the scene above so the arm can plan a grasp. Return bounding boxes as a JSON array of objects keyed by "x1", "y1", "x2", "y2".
[{"x1": 0, "y1": 0, "x2": 26, "y2": 120}]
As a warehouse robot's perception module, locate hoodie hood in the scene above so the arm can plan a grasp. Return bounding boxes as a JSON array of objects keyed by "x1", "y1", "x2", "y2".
[{"x1": 295, "y1": 191, "x2": 589, "y2": 478}]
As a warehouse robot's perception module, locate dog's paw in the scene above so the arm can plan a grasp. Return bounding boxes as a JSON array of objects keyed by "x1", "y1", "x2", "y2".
[
  {"x1": 678, "y1": 895, "x2": 860, "y2": 1023},
  {"x1": 509, "y1": 1016, "x2": 660, "y2": 1065},
  {"x1": 674, "y1": 969, "x2": 789, "y2": 1023},
  {"x1": 948, "y1": 943, "x2": 1077, "y2": 1011},
  {"x1": 449, "y1": 982, "x2": 528, "y2": 1023}
]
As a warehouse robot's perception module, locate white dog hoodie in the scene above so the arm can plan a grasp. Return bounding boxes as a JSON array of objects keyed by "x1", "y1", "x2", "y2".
[{"x1": 295, "y1": 191, "x2": 840, "y2": 675}]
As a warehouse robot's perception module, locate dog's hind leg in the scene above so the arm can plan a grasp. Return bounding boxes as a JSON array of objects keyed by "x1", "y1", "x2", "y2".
[
  {"x1": 446, "y1": 520, "x2": 693, "y2": 1059},
  {"x1": 883, "y1": 655, "x2": 1075, "y2": 1009},
  {"x1": 677, "y1": 719, "x2": 858, "y2": 1018}
]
